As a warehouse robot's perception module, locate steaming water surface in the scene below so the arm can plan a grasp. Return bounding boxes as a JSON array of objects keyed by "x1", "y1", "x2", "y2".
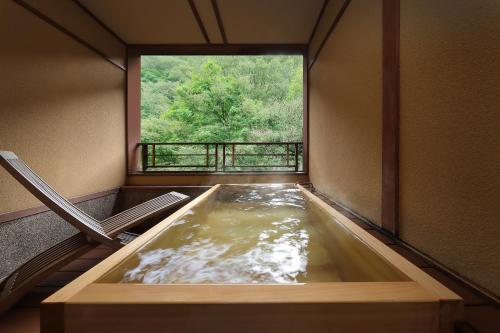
[{"x1": 100, "y1": 185, "x2": 407, "y2": 284}]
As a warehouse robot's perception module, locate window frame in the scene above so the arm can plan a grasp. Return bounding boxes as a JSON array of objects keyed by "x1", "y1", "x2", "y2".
[{"x1": 126, "y1": 44, "x2": 309, "y2": 175}]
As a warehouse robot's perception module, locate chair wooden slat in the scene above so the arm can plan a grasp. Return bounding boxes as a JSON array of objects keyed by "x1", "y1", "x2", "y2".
[
  {"x1": 0, "y1": 233, "x2": 92, "y2": 314},
  {"x1": 0, "y1": 151, "x2": 190, "y2": 313},
  {"x1": 102, "y1": 192, "x2": 189, "y2": 235}
]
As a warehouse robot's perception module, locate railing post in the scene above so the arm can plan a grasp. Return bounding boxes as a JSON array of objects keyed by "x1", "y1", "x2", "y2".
[
  {"x1": 141, "y1": 144, "x2": 148, "y2": 172},
  {"x1": 232, "y1": 144, "x2": 235, "y2": 167},
  {"x1": 205, "y1": 144, "x2": 209, "y2": 168},
  {"x1": 222, "y1": 143, "x2": 226, "y2": 172},
  {"x1": 286, "y1": 143, "x2": 290, "y2": 167},
  {"x1": 214, "y1": 144, "x2": 218, "y2": 172},
  {"x1": 152, "y1": 144, "x2": 156, "y2": 168},
  {"x1": 294, "y1": 143, "x2": 299, "y2": 172}
]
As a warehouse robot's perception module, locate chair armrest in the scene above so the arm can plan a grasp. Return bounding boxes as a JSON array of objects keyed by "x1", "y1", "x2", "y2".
[{"x1": 101, "y1": 192, "x2": 189, "y2": 236}]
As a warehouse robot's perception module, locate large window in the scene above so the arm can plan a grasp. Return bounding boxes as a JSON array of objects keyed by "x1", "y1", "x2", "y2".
[{"x1": 139, "y1": 55, "x2": 305, "y2": 173}]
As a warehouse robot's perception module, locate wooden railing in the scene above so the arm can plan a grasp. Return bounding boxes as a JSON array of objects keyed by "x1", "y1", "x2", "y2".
[{"x1": 139, "y1": 142, "x2": 303, "y2": 173}]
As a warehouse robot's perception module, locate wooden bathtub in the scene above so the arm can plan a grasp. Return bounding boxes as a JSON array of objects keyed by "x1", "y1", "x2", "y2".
[{"x1": 41, "y1": 184, "x2": 462, "y2": 333}]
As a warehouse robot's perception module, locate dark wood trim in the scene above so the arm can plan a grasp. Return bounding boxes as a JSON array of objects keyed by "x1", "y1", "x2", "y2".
[
  {"x1": 128, "y1": 44, "x2": 307, "y2": 55},
  {"x1": 71, "y1": 0, "x2": 127, "y2": 46},
  {"x1": 211, "y1": 0, "x2": 227, "y2": 44},
  {"x1": 126, "y1": 44, "x2": 308, "y2": 173},
  {"x1": 188, "y1": 0, "x2": 210, "y2": 44},
  {"x1": 303, "y1": 53, "x2": 310, "y2": 173},
  {"x1": 381, "y1": 0, "x2": 400, "y2": 236},
  {"x1": 308, "y1": 0, "x2": 351, "y2": 70},
  {"x1": 124, "y1": 46, "x2": 130, "y2": 173},
  {"x1": 126, "y1": 48, "x2": 141, "y2": 173},
  {"x1": 121, "y1": 185, "x2": 212, "y2": 192},
  {"x1": 12, "y1": 0, "x2": 126, "y2": 71},
  {"x1": 0, "y1": 188, "x2": 119, "y2": 224},
  {"x1": 128, "y1": 172, "x2": 308, "y2": 177},
  {"x1": 308, "y1": 0, "x2": 329, "y2": 45},
  {"x1": 397, "y1": 240, "x2": 500, "y2": 306}
]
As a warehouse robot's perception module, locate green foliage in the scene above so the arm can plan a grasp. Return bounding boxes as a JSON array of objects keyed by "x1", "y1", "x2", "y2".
[{"x1": 141, "y1": 55, "x2": 303, "y2": 143}]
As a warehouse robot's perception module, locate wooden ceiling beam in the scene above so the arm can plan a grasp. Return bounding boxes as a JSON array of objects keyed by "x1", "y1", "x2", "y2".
[
  {"x1": 128, "y1": 44, "x2": 307, "y2": 55},
  {"x1": 308, "y1": 0, "x2": 351, "y2": 70},
  {"x1": 12, "y1": 0, "x2": 126, "y2": 71},
  {"x1": 188, "y1": 0, "x2": 211, "y2": 44},
  {"x1": 72, "y1": 0, "x2": 127, "y2": 46},
  {"x1": 211, "y1": 0, "x2": 227, "y2": 44},
  {"x1": 308, "y1": 0, "x2": 329, "y2": 45}
]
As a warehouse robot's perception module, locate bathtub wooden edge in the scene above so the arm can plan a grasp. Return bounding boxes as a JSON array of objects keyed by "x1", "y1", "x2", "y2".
[
  {"x1": 297, "y1": 184, "x2": 464, "y2": 331},
  {"x1": 65, "y1": 281, "x2": 436, "y2": 304},
  {"x1": 42, "y1": 184, "x2": 222, "y2": 305}
]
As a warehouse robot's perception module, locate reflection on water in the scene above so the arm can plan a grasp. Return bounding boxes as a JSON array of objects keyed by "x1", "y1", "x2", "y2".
[{"x1": 101, "y1": 185, "x2": 408, "y2": 284}]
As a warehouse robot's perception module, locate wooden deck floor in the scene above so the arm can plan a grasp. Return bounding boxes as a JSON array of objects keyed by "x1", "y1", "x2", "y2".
[{"x1": 0, "y1": 216, "x2": 498, "y2": 333}]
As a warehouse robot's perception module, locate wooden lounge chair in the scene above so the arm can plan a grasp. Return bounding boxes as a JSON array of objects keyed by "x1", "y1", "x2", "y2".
[
  {"x1": 0, "y1": 233, "x2": 92, "y2": 313},
  {"x1": 0, "y1": 151, "x2": 190, "y2": 248},
  {"x1": 0, "y1": 150, "x2": 190, "y2": 312}
]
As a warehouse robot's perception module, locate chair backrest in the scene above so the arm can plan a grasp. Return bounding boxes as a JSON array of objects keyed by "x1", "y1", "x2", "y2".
[{"x1": 0, "y1": 151, "x2": 116, "y2": 247}]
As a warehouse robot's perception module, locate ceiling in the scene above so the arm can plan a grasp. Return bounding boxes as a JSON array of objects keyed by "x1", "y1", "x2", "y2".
[{"x1": 79, "y1": 0, "x2": 325, "y2": 44}]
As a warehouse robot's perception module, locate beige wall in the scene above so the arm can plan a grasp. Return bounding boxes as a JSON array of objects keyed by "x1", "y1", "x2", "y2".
[
  {"x1": 309, "y1": 0, "x2": 383, "y2": 225},
  {"x1": 309, "y1": 0, "x2": 500, "y2": 297},
  {"x1": 0, "y1": 1, "x2": 126, "y2": 213},
  {"x1": 400, "y1": 0, "x2": 500, "y2": 296}
]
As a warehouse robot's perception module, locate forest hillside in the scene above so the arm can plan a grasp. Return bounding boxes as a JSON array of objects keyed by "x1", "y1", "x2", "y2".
[{"x1": 141, "y1": 55, "x2": 303, "y2": 143}]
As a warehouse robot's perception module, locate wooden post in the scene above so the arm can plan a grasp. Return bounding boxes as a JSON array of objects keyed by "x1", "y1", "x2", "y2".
[
  {"x1": 205, "y1": 144, "x2": 209, "y2": 168},
  {"x1": 231, "y1": 144, "x2": 235, "y2": 167},
  {"x1": 382, "y1": 0, "x2": 400, "y2": 236},
  {"x1": 222, "y1": 144, "x2": 226, "y2": 172},
  {"x1": 286, "y1": 143, "x2": 290, "y2": 167},
  {"x1": 141, "y1": 144, "x2": 148, "y2": 172},
  {"x1": 127, "y1": 49, "x2": 141, "y2": 173},
  {"x1": 214, "y1": 144, "x2": 218, "y2": 172},
  {"x1": 294, "y1": 143, "x2": 299, "y2": 172},
  {"x1": 152, "y1": 144, "x2": 156, "y2": 168}
]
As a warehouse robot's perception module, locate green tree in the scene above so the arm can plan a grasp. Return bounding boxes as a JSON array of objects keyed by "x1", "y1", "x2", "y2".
[
  {"x1": 163, "y1": 61, "x2": 246, "y2": 142},
  {"x1": 141, "y1": 55, "x2": 303, "y2": 143}
]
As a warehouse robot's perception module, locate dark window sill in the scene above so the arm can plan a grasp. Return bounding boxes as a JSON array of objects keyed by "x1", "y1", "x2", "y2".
[{"x1": 128, "y1": 172, "x2": 308, "y2": 177}]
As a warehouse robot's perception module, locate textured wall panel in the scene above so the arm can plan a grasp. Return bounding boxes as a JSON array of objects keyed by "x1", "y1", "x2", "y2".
[
  {"x1": 0, "y1": 1, "x2": 126, "y2": 213},
  {"x1": 0, "y1": 194, "x2": 117, "y2": 280},
  {"x1": 400, "y1": 0, "x2": 500, "y2": 296},
  {"x1": 309, "y1": 0, "x2": 383, "y2": 224}
]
